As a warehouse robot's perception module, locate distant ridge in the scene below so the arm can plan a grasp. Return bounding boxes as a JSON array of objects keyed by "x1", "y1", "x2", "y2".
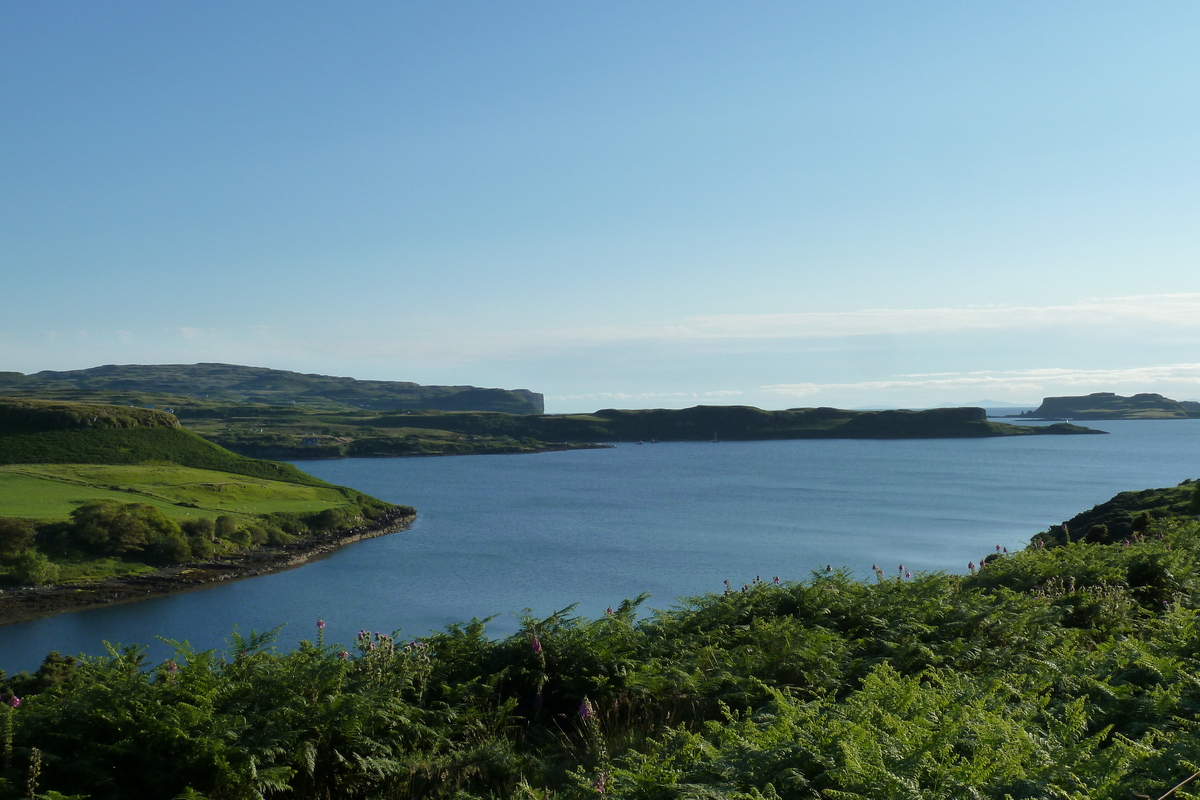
[{"x1": 0, "y1": 363, "x2": 544, "y2": 415}]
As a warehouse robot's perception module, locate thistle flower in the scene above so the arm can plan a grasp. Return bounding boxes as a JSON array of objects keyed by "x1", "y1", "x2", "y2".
[
  {"x1": 339, "y1": 650, "x2": 350, "y2": 659},
  {"x1": 605, "y1": 607, "x2": 613, "y2": 615},
  {"x1": 773, "y1": 576, "x2": 780, "y2": 585},
  {"x1": 904, "y1": 571, "x2": 911, "y2": 579},
  {"x1": 317, "y1": 619, "x2": 325, "y2": 630}
]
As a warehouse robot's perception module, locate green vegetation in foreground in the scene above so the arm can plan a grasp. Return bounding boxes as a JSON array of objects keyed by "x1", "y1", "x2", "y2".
[
  {"x1": 4, "y1": 487, "x2": 1200, "y2": 798},
  {"x1": 1021, "y1": 391, "x2": 1200, "y2": 420},
  {"x1": 0, "y1": 398, "x2": 402, "y2": 586}
]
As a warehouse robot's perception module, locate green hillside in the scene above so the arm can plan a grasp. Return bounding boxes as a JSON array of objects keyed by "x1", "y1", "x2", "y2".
[
  {"x1": 0, "y1": 464, "x2": 360, "y2": 522},
  {"x1": 0, "y1": 398, "x2": 328, "y2": 486},
  {"x1": 0, "y1": 398, "x2": 402, "y2": 586},
  {"x1": 1034, "y1": 478, "x2": 1200, "y2": 546}
]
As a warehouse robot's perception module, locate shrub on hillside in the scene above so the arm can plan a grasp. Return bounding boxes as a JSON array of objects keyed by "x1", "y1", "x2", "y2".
[
  {"x1": 0, "y1": 517, "x2": 36, "y2": 556},
  {"x1": 69, "y1": 501, "x2": 190, "y2": 564},
  {"x1": 3, "y1": 550, "x2": 59, "y2": 585}
]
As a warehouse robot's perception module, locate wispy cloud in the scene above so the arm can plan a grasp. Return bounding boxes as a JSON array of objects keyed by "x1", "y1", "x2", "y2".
[
  {"x1": 763, "y1": 363, "x2": 1200, "y2": 400},
  {"x1": 577, "y1": 293, "x2": 1200, "y2": 345}
]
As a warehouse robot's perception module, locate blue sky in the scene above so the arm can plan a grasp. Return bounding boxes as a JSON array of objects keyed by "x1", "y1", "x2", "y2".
[{"x1": 3, "y1": 2, "x2": 1199, "y2": 412}]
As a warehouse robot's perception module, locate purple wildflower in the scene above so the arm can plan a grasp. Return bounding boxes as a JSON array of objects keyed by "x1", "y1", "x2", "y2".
[
  {"x1": 339, "y1": 650, "x2": 350, "y2": 659},
  {"x1": 579, "y1": 698, "x2": 594, "y2": 719},
  {"x1": 7, "y1": 696, "x2": 18, "y2": 708},
  {"x1": 904, "y1": 571, "x2": 911, "y2": 580},
  {"x1": 531, "y1": 634, "x2": 542, "y2": 655},
  {"x1": 773, "y1": 576, "x2": 780, "y2": 585},
  {"x1": 168, "y1": 660, "x2": 179, "y2": 675},
  {"x1": 605, "y1": 607, "x2": 613, "y2": 616},
  {"x1": 317, "y1": 619, "x2": 325, "y2": 630}
]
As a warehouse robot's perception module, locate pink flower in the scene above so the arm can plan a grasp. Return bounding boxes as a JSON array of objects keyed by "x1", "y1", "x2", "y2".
[
  {"x1": 317, "y1": 619, "x2": 325, "y2": 630},
  {"x1": 339, "y1": 650, "x2": 350, "y2": 659},
  {"x1": 531, "y1": 634, "x2": 542, "y2": 655},
  {"x1": 7, "y1": 696, "x2": 18, "y2": 708},
  {"x1": 904, "y1": 571, "x2": 911, "y2": 579},
  {"x1": 605, "y1": 607, "x2": 613, "y2": 615},
  {"x1": 773, "y1": 576, "x2": 780, "y2": 585}
]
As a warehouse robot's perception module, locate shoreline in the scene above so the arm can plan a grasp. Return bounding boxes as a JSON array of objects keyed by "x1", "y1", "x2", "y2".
[{"x1": 0, "y1": 507, "x2": 416, "y2": 627}]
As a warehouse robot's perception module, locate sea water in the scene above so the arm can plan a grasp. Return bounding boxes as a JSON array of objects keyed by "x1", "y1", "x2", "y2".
[{"x1": 1, "y1": 419, "x2": 1198, "y2": 674}]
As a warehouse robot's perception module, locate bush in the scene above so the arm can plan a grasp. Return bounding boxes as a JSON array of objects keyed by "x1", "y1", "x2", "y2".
[
  {"x1": 6, "y1": 550, "x2": 59, "y2": 585},
  {"x1": 310, "y1": 508, "x2": 349, "y2": 531},
  {"x1": 0, "y1": 516, "x2": 36, "y2": 556},
  {"x1": 244, "y1": 523, "x2": 269, "y2": 547},
  {"x1": 180, "y1": 518, "x2": 215, "y2": 539},
  {"x1": 266, "y1": 526, "x2": 293, "y2": 546},
  {"x1": 143, "y1": 528, "x2": 192, "y2": 566},
  {"x1": 69, "y1": 501, "x2": 184, "y2": 557},
  {"x1": 213, "y1": 515, "x2": 239, "y2": 539},
  {"x1": 187, "y1": 533, "x2": 215, "y2": 560}
]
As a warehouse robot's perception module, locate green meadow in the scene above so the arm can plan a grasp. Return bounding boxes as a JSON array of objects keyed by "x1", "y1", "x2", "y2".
[{"x1": 0, "y1": 464, "x2": 357, "y2": 522}]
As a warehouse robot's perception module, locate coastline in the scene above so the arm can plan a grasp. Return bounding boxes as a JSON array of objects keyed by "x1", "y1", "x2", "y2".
[{"x1": 0, "y1": 506, "x2": 416, "y2": 627}]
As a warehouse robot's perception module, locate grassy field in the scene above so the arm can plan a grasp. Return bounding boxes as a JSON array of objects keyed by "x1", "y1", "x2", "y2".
[{"x1": 0, "y1": 464, "x2": 357, "y2": 522}]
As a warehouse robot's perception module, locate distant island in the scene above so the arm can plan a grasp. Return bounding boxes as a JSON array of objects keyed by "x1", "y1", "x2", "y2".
[
  {"x1": 1015, "y1": 392, "x2": 1200, "y2": 420},
  {"x1": 0, "y1": 363, "x2": 1106, "y2": 461}
]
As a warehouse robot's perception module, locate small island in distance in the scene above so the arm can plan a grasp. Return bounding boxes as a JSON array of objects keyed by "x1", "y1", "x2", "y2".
[{"x1": 1013, "y1": 391, "x2": 1200, "y2": 420}]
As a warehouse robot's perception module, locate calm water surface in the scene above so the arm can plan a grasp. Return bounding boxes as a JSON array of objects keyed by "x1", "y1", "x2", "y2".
[{"x1": 2, "y1": 420, "x2": 1198, "y2": 673}]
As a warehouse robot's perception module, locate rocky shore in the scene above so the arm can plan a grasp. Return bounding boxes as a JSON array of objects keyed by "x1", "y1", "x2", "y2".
[{"x1": 0, "y1": 506, "x2": 416, "y2": 626}]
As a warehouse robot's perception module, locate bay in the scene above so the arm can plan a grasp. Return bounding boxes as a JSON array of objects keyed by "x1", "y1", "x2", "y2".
[{"x1": 2, "y1": 420, "x2": 1199, "y2": 674}]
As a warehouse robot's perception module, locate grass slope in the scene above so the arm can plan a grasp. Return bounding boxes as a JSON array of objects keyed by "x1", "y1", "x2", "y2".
[
  {"x1": 0, "y1": 465, "x2": 357, "y2": 522},
  {"x1": 0, "y1": 426, "x2": 329, "y2": 487}
]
